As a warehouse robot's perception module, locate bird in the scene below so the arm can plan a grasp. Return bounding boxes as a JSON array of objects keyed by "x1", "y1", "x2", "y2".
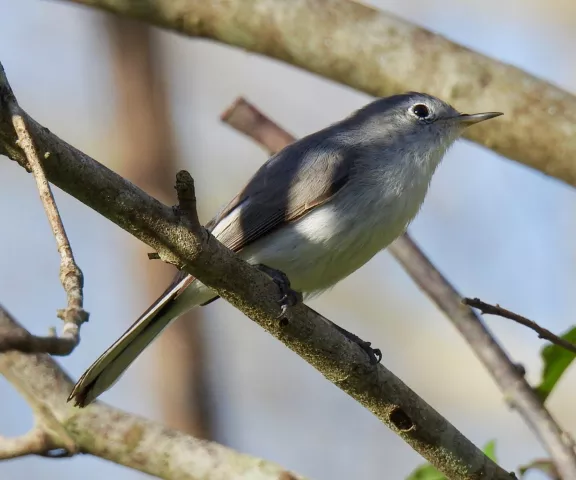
[{"x1": 68, "y1": 92, "x2": 502, "y2": 407}]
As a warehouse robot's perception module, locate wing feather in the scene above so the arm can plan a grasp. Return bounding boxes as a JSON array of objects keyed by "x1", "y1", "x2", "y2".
[
  {"x1": 208, "y1": 132, "x2": 354, "y2": 254},
  {"x1": 142, "y1": 126, "x2": 354, "y2": 312}
]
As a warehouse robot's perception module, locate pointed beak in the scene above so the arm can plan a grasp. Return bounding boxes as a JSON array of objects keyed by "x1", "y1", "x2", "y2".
[{"x1": 456, "y1": 112, "x2": 503, "y2": 126}]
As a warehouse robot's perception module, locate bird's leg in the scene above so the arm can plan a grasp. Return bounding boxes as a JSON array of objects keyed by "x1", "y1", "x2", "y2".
[
  {"x1": 255, "y1": 264, "x2": 302, "y2": 317},
  {"x1": 326, "y1": 319, "x2": 382, "y2": 365},
  {"x1": 254, "y1": 264, "x2": 380, "y2": 364}
]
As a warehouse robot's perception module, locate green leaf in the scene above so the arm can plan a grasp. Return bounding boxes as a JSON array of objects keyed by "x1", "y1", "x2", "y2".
[
  {"x1": 482, "y1": 439, "x2": 498, "y2": 462},
  {"x1": 406, "y1": 441, "x2": 496, "y2": 480},
  {"x1": 405, "y1": 464, "x2": 445, "y2": 480},
  {"x1": 535, "y1": 326, "x2": 576, "y2": 402}
]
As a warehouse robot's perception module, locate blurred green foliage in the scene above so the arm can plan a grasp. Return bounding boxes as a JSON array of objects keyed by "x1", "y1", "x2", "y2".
[{"x1": 535, "y1": 326, "x2": 576, "y2": 402}]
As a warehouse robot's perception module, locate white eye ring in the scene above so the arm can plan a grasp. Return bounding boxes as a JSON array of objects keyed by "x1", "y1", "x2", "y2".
[{"x1": 411, "y1": 103, "x2": 430, "y2": 119}]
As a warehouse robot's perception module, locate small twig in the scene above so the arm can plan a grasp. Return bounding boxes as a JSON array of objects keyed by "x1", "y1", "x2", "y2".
[
  {"x1": 2, "y1": 96, "x2": 88, "y2": 354},
  {"x1": 464, "y1": 298, "x2": 576, "y2": 355},
  {"x1": 221, "y1": 97, "x2": 296, "y2": 154},
  {"x1": 174, "y1": 170, "x2": 200, "y2": 227},
  {"x1": 220, "y1": 96, "x2": 576, "y2": 480},
  {"x1": 0, "y1": 427, "x2": 59, "y2": 460}
]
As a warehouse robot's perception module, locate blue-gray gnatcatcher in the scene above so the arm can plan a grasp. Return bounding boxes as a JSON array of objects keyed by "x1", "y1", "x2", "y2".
[{"x1": 69, "y1": 92, "x2": 502, "y2": 407}]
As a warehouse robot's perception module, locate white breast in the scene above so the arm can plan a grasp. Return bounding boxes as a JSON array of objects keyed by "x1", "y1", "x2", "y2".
[{"x1": 240, "y1": 175, "x2": 430, "y2": 295}]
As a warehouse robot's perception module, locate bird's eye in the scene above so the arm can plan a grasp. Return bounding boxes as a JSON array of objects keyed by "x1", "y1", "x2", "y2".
[{"x1": 411, "y1": 104, "x2": 430, "y2": 119}]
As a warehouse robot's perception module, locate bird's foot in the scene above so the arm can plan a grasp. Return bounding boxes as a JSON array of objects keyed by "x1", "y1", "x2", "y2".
[
  {"x1": 328, "y1": 320, "x2": 382, "y2": 365},
  {"x1": 255, "y1": 264, "x2": 302, "y2": 318}
]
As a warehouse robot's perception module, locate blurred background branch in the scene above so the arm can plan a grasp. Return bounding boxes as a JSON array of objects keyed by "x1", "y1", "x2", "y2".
[
  {"x1": 0, "y1": 306, "x2": 304, "y2": 479},
  {"x1": 104, "y1": 13, "x2": 214, "y2": 440},
  {"x1": 67, "y1": 0, "x2": 576, "y2": 187}
]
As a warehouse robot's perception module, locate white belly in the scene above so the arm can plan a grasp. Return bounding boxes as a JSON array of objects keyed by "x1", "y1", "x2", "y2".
[
  {"x1": 240, "y1": 187, "x2": 424, "y2": 295},
  {"x1": 180, "y1": 170, "x2": 432, "y2": 309},
  {"x1": 177, "y1": 151, "x2": 441, "y2": 308}
]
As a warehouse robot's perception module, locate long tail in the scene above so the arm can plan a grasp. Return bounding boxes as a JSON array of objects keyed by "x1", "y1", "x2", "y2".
[{"x1": 68, "y1": 273, "x2": 213, "y2": 407}]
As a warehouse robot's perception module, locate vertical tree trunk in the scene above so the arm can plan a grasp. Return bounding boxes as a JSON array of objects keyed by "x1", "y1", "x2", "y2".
[{"x1": 105, "y1": 15, "x2": 213, "y2": 439}]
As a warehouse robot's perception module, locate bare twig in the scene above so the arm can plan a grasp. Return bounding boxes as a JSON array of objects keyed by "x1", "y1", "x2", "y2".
[
  {"x1": 220, "y1": 96, "x2": 576, "y2": 480},
  {"x1": 221, "y1": 97, "x2": 296, "y2": 153},
  {"x1": 221, "y1": 99, "x2": 293, "y2": 155},
  {"x1": 0, "y1": 306, "x2": 306, "y2": 479},
  {"x1": 464, "y1": 298, "x2": 576, "y2": 355},
  {"x1": 175, "y1": 170, "x2": 201, "y2": 228},
  {"x1": 0, "y1": 427, "x2": 58, "y2": 460},
  {"x1": 0, "y1": 64, "x2": 511, "y2": 479},
  {"x1": 1, "y1": 91, "x2": 88, "y2": 355}
]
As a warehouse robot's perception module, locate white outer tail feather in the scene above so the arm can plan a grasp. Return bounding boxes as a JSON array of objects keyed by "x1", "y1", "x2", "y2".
[{"x1": 68, "y1": 275, "x2": 213, "y2": 406}]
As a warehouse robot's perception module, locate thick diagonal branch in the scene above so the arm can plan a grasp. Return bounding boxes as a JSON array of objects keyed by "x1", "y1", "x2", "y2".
[
  {"x1": 220, "y1": 96, "x2": 576, "y2": 480},
  {"x1": 0, "y1": 63, "x2": 510, "y2": 478}
]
